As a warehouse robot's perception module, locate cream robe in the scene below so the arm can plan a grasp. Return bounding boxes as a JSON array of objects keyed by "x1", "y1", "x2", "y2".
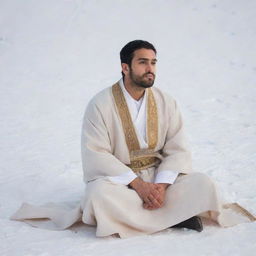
[
  {"x1": 107, "y1": 79, "x2": 179, "y2": 185},
  {"x1": 11, "y1": 81, "x2": 256, "y2": 238},
  {"x1": 81, "y1": 82, "x2": 192, "y2": 182}
]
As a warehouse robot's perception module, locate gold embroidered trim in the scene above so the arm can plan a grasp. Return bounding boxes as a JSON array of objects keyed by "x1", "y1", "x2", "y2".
[
  {"x1": 127, "y1": 156, "x2": 161, "y2": 172},
  {"x1": 129, "y1": 149, "x2": 162, "y2": 172},
  {"x1": 112, "y1": 82, "x2": 159, "y2": 173},
  {"x1": 130, "y1": 148, "x2": 161, "y2": 159},
  {"x1": 112, "y1": 83, "x2": 140, "y2": 151},
  {"x1": 147, "y1": 88, "x2": 158, "y2": 149}
]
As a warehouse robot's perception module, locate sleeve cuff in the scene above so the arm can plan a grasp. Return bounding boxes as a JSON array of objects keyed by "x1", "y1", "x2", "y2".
[
  {"x1": 154, "y1": 170, "x2": 179, "y2": 184},
  {"x1": 107, "y1": 171, "x2": 137, "y2": 185}
]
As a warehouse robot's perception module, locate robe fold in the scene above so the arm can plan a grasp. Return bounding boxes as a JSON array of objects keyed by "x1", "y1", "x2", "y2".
[{"x1": 11, "y1": 81, "x2": 255, "y2": 238}]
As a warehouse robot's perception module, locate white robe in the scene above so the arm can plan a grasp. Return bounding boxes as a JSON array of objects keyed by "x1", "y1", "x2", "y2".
[
  {"x1": 11, "y1": 79, "x2": 256, "y2": 238},
  {"x1": 107, "y1": 79, "x2": 179, "y2": 185}
]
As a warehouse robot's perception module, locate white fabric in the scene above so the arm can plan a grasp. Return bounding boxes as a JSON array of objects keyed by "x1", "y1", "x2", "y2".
[
  {"x1": 108, "y1": 170, "x2": 137, "y2": 185},
  {"x1": 108, "y1": 79, "x2": 179, "y2": 185},
  {"x1": 154, "y1": 170, "x2": 179, "y2": 184},
  {"x1": 11, "y1": 81, "x2": 256, "y2": 238},
  {"x1": 120, "y1": 79, "x2": 147, "y2": 145}
]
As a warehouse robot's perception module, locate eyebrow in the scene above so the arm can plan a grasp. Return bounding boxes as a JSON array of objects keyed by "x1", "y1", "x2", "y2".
[{"x1": 137, "y1": 58, "x2": 158, "y2": 62}]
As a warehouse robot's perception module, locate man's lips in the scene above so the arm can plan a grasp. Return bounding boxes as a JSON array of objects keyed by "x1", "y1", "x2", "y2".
[{"x1": 144, "y1": 73, "x2": 155, "y2": 79}]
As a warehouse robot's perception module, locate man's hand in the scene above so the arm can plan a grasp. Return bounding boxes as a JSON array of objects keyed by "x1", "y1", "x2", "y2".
[
  {"x1": 143, "y1": 183, "x2": 169, "y2": 210},
  {"x1": 129, "y1": 178, "x2": 169, "y2": 210}
]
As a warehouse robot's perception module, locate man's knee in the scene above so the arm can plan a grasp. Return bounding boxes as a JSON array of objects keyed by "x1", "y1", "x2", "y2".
[
  {"x1": 188, "y1": 172, "x2": 216, "y2": 191},
  {"x1": 190, "y1": 172, "x2": 212, "y2": 181},
  {"x1": 177, "y1": 172, "x2": 215, "y2": 189}
]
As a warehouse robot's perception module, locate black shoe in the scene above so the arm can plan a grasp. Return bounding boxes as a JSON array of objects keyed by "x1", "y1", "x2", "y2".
[{"x1": 171, "y1": 216, "x2": 203, "y2": 232}]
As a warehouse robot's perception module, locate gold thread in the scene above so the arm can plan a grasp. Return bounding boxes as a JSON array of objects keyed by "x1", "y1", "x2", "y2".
[
  {"x1": 112, "y1": 83, "x2": 140, "y2": 151},
  {"x1": 147, "y1": 88, "x2": 158, "y2": 149},
  {"x1": 127, "y1": 157, "x2": 161, "y2": 172},
  {"x1": 112, "y1": 82, "x2": 159, "y2": 173}
]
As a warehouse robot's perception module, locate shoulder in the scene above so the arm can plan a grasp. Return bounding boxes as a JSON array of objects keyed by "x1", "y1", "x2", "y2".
[
  {"x1": 151, "y1": 86, "x2": 178, "y2": 110},
  {"x1": 88, "y1": 87, "x2": 112, "y2": 106},
  {"x1": 84, "y1": 86, "x2": 113, "y2": 119}
]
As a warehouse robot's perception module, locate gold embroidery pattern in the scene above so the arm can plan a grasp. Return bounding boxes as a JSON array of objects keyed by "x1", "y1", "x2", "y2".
[
  {"x1": 112, "y1": 83, "x2": 159, "y2": 173},
  {"x1": 112, "y1": 83, "x2": 140, "y2": 151},
  {"x1": 147, "y1": 88, "x2": 158, "y2": 149},
  {"x1": 129, "y1": 149, "x2": 162, "y2": 172},
  {"x1": 127, "y1": 157, "x2": 161, "y2": 172},
  {"x1": 130, "y1": 148, "x2": 159, "y2": 158}
]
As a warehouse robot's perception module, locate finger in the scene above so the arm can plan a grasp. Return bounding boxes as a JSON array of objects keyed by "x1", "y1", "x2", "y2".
[
  {"x1": 143, "y1": 197, "x2": 154, "y2": 208},
  {"x1": 155, "y1": 184, "x2": 161, "y2": 189},
  {"x1": 156, "y1": 197, "x2": 163, "y2": 205},
  {"x1": 152, "y1": 196, "x2": 164, "y2": 208},
  {"x1": 144, "y1": 196, "x2": 157, "y2": 208},
  {"x1": 148, "y1": 194, "x2": 158, "y2": 203},
  {"x1": 143, "y1": 203, "x2": 149, "y2": 209},
  {"x1": 143, "y1": 203, "x2": 157, "y2": 210},
  {"x1": 143, "y1": 202, "x2": 155, "y2": 210},
  {"x1": 150, "y1": 190, "x2": 162, "y2": 202},
  {"x1": 157, "y1": 193, "x2": 166, "y2": 205},
  {"x1": 151, "y1": 189, "x2": 160, "y2": 199},
  {"x1": 155, "y1": 185, "x2": 164, "y2": 193},
  {"x1": 148, "y1": 195, "x2": 161, "y2": 208}
]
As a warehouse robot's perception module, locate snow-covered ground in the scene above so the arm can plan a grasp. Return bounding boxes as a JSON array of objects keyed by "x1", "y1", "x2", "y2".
[{"x1": 0, "y1": 0, "x2": 255, "y2": 255}]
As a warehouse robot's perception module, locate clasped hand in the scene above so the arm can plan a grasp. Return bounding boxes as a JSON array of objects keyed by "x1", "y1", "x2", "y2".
[{"x1": 129, "y1": 178, "x2": 169, "y2": 210}]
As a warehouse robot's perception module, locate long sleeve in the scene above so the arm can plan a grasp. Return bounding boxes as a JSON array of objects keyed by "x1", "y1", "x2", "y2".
[
  {"x1": 156, "y1": 97, "x2": 192, "y2": 174},
  {"x1": 81, "y1": 99, "x2": 134, "y2": 183},
  {"x1": 154, "y1": 170, "x2": 179, "y2": 184},
  {"x1": 107, "y1": 170, "x2": 179, "y2": 185},
  {"x1": 107, "y1": 171, "x2": 137, "y2": 185}
]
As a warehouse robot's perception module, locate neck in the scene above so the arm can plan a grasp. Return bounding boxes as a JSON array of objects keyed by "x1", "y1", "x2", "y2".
[{"x1": 123, "y1": 77, "x2": 145, "y2": 101}]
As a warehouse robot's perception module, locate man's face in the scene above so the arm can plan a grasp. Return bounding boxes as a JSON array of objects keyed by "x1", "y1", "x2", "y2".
[{"x1": 127, "y1": 48, "x2": 157, "y2": 88}]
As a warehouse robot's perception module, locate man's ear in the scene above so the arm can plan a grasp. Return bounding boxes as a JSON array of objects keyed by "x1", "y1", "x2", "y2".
[{"x1": 121, "y1": 63, "x2": 129, "y2": 75}]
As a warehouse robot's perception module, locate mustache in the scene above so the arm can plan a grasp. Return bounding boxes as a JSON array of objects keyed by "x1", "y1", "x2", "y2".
[{"x1": 143, "y1": 72, "x2": 155, "y2": 77}]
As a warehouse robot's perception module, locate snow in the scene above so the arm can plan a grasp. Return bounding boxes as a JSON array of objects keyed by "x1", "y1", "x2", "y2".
[{"x1": 0, "y1": 0, "x2": 256, "y2": 255}]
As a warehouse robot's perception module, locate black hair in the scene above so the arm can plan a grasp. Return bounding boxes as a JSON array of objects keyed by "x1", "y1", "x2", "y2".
[{"x1": 120, "y1": 40, "x2": 157, "y2": 77}]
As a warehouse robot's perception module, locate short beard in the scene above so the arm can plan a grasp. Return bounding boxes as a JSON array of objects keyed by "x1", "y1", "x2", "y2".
[{"x1": 129, "y1": 67, "x2": 155, "y2": 88}]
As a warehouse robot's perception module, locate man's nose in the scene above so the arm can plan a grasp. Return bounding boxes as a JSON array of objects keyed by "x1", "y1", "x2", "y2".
[{"x1": 146, "y1": 64, "x2": 154, "y2": 73}]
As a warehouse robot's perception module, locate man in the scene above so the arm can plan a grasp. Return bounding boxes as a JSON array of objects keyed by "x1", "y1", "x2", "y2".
[
  {"x1": 12, "y1": 40, "x2": 255, "y2": 238},
  {"x1": 79, "y1": 40, "x2": 255, "y2": 238}
]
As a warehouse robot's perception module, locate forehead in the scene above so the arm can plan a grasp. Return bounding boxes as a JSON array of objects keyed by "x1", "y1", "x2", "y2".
[{"x1": 133, "y1": 48, "x2": 156, "y2": 60}]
